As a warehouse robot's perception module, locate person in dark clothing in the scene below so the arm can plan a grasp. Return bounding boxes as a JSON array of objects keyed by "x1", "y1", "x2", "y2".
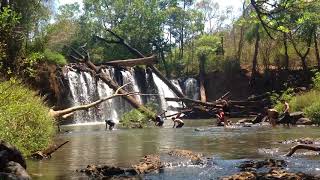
[
  {"x1": 155, "y1": 115, "x2": 164, "y2": 127},
  {"x1": 105, "y1": 119, "x2": 115, "y2": 130}
]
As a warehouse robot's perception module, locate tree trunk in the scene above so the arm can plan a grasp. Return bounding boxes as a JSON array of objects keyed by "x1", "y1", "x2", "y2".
[
  {"x1": 86, "y1": 60, "x2": 154, "y2": 118},
  {"x1": 283, "y1": 33, "x2": 289, "y2": 70},
  {"x1": 101, "y1": 56, "x2": 157, "y2": 67},
  {"x1": 314, "y1": 31, "x2": 320, "y2": 69},
  {"x1": 96, "y1": 30, "x2": 185, "y2": 99},
  {"x1": 199, "y1": 54, "x2": 207, "y2": 102},
  {"x1": 250, "y1": 25, "x2": 260, "y2": 86}
]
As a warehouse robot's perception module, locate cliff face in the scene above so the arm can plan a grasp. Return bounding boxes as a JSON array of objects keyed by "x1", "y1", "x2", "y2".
[{"x1": 29, "y1": 63, "x2": 70, "y2": 109}]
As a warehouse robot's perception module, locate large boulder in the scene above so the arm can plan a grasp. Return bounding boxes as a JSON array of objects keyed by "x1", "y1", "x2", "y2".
[
  {"x1": 0, "y1": 141, "x2": 30, "y2": 180},
  {"x1": 296, "y1": 117, "x2": 313, "y2": 125}
]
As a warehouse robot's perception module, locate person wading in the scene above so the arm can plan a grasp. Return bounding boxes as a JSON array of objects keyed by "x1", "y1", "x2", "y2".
[{"x1": 172, "y1": 117, "x2": 184, "y2": 128}]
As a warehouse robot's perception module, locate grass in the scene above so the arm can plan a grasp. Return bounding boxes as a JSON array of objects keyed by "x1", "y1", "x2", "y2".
[{"x1": 0, "y1": 80, "x2": 55, "y2": 155}]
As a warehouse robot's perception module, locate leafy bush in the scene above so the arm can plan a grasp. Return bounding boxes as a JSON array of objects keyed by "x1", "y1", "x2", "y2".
[
  {"x1": 0, "y1": 80, "x2": 55, "y2": 155},
  {"x1": 43, "y1": 49, "x2": 67, "y2": 65},
  {"x1": 289, "y1": 90, "x2": 319, "y2": 112},
  {"x1": 312, "y1": 71, "x2": 320, "y2": 90},
  {"x1": 304, "y1": 102, "x2": 320, "y2": 125},
  {"x1": 120, "y1": 108, "x2": 150, "y2": 128}
]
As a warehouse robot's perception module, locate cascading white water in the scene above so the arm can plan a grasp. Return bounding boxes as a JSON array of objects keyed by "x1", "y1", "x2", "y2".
[
  {"x1": 65, "y1": 65, "x2": 197, "y2": 124},
  {"x1": 121, "y1": 70, "x2": 142, "y2": 104},
  {"x1": 66, "y1": 67, "x2": 121, "y2": 124},
  {"x1": 151, "y1": 73, "x2": 183, "y2": 116},
  {"x1": 184, "y1": 78, "x2": 199, "y2": 100}
]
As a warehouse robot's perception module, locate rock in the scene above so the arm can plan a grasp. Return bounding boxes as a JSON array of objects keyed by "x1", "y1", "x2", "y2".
[
  {"x1": 168, "y1": 149, "x2": 203, "y2": 165},
  {"x1": 221, "y1": 168, "x2": 318, "y2": 180},
  {"x1": 132, "y1": 154, "x2": 163, "y2": 174},
  {"x1": 238, "y1": 159, "x2": 286, "y2": 172},
  {"x1": 221, "y1": 171, "x2": 256, "y2": 180},
  {"x1": 78, "y1": 154, "x2": 163, "y2": 178},
  {"x1": 3, "y1": 161, "x2": 31, "y2": 180},
  {"x1": 0, "y1": 140, "x2": 31, "y2": 180},
  {"x1": 279, "y1": 137, "x2": 319, "y2": 145},
  {"x1": 296, "y1": 118, "x2": 313, "y2": 125},
  {"x1": 0, "y1": 140, "x2": 26, "y2": 170}
]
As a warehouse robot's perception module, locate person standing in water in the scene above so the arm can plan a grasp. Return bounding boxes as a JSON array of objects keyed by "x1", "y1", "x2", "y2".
[
  {"x1": 105, "y1": 119, "x2": 115, "y2": 130},
  {"x1": 172, "y1": 117, "x2": 184, "y2": 128},
  {"x1": 216, "y1": 108, "x2": 229, "y2": 126}
]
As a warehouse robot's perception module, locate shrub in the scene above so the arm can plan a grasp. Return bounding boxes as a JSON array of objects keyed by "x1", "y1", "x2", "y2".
[
  {"x1": 43, "y1": 49, "x2": 67, "y2": 65},
  {"x1": 289, "y1": 90, "x2": 319, "y2": 112},
  {"x1": 304, "y1": 102, "x2": 320, "y2": 125},
  {"x1": 120, "y1": 108, "x2": 150, "y2": 128},
  {"x1": 0, "y1": 80, "x2": 55, "y2": 155}
]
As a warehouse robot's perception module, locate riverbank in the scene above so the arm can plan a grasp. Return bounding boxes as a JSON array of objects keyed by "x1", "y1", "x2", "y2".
[{"x1": 26, "y1": 120, "x2": 320, "y2": 179}]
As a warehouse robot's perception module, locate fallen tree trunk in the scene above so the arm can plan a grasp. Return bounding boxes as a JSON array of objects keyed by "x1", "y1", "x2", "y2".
[
  {"x1": 100, "y1": 55, "x2": 157, "y2": 67},
  {"x1": 165, "y1": 97, "x2": 217, "y2": 107},
  {"x1": 285, "y1": 144, "x2": 320, "y2": 157},
  {"x1": 69, "y1": 47, "x2": 156, "y2": 119},
  {"x1": 96, "y1": 30, "x2": 185, "y2": 98}
]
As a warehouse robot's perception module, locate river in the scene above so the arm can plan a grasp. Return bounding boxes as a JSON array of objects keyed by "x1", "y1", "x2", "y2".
[{"x1": 27, "y1": 120, "x2": 320, "y2": 179}]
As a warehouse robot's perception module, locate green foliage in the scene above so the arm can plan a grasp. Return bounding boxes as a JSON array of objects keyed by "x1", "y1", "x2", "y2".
[
  {"x1": 273, "y1": 88, "x2": 295, "y2": 111},
  {"x1": 304, "y1": 102, "x2": 320, "y2": 125},
  {"x1": 120, "y1": 109, "x2": 150, "y2": 128},
  {"x1": 43, "y1": 49, "x2": 67, "y2": 65},
  {"x1": 0, "y1": 80, "x2": 55, "y2": 155},
  {"x1": 312, "y1": 71, "x2": 320, "y2": 90},
  {"x1": 288, "y1": 91, "x2": 319, "y2": 112}
]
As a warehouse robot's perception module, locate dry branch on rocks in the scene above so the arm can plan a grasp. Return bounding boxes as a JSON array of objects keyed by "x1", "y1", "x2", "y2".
[
  {"x1": 285, "y1": 144, "x2": 320, "y2": 157},
  {"x1": 31, "y1": 141, "x2": 69, "y2": 160}
]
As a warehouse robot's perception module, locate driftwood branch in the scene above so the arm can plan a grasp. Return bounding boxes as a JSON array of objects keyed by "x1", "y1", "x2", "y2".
[
  {"x1": 31, "y1": 141, "x2": 70, "y2": 160},
  {"x1": 285, "y1": 144, "x2": 320, "y2": 157},
  {"x1": 49, "y1": 83, "x2": 148, "y2": 119}
]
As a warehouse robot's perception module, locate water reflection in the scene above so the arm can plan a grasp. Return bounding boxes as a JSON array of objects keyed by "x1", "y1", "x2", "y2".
[{"x1": 27, "y1": 120, "x2": 320, "y2": 179}]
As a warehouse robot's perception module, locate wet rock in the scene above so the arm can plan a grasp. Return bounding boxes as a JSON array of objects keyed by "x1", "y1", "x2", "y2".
[
  {"x1": 78, "y1": 154, "x2": 163, "y2": 179},
  {"x1": 221, "y1": 171, "x2": 256, "y2": 180},
  {"x1": 0, "y1": 140, "x2": 31, "y2": 180},
  {"x1": 279, "y1": 137, "x2": 319, "y2": 145},
  {"x1": 221, "y1": 168, "x2": 318, "y2": 180},
  {"x1": 168, "y1": 149, "x2": 203, "y2": 165},
  {"x1": 0, "y1": 140, "x2": 26, "y2": 170},
  {"x1": 238, "y1": 159, "x2": 286, "y2": 171},
  {"x1": 79, "y1": 164, "x2": 136, "y2": 178},
  {"x1": 133, "y1": 154, "x2": 163, "y2": 174},
  {"x1": 3, "y1": 161, "x2": 31, "y2": 180},
  {"x1": 296, "y1": 118, "x2": 312, "y2": 125}
]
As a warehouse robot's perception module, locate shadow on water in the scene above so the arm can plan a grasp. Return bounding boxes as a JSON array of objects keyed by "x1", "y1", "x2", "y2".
[{"x1": 27, "y1": 119, "x2": 320, "y2": 179}]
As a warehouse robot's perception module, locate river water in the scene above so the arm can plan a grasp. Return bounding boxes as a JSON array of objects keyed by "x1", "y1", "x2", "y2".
[{"x1": 27, "y1": 120, "x2": 320, "y2": 179}]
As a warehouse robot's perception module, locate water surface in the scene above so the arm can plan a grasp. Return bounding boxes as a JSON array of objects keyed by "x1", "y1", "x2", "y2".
[{"x1": 27, "y1": 120, "x2": 320, "y2": 179}]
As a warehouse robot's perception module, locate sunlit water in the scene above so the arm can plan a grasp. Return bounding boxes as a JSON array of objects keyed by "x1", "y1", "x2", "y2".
[{"x1": 27, "y1": 120, "x2": 320, "y2": 179}]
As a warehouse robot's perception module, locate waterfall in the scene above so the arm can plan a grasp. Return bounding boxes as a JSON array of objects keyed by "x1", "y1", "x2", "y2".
[
  {"x1": 184, "y1": 78, "x2": 199, "y2": 100},
  {"x1": 151, "y1": 73, "x2": 183, "y2": 116},
  {"x1": 65, "y1": 65, "x2": 197, "y2": 124},
  {"x1": 66, "y1": 67, "x2": 120, "y2": 124}
]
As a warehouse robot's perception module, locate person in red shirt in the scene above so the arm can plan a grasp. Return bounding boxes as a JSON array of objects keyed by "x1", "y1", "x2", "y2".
[{"x1": 216, "y1": 109, "x2": 229, "y2": 126}]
